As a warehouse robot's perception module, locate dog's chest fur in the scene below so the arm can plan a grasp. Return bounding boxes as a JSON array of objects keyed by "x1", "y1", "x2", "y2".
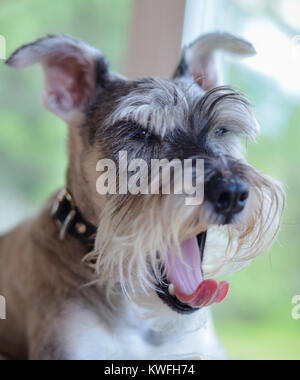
[{"x1": 60, "y1": 301, "x2": 225, "y2": 360}]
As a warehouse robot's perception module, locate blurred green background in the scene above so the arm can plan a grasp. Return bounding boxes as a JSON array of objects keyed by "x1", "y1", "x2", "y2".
[{"x1": 0, "y1": 0, "x2": 299, "y2": 360}]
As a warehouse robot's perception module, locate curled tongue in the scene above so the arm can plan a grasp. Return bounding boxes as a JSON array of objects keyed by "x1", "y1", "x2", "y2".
[{"x1": 166, "y1": 237, "x2": 229, "y2": 308}]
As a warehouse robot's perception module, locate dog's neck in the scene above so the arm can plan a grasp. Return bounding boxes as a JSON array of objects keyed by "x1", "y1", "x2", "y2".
[{"x1": 66, "y1": 125, "x2": 104, "y2": 227}]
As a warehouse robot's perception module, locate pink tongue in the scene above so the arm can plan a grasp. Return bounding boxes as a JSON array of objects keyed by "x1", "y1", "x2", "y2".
[{"x1": 166, "y1": 237, "x2": 229, "y2": 308}]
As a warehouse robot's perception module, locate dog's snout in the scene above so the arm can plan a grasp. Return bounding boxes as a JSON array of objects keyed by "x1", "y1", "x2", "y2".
[{"x1": 205, "y1": 175, "x2": 249, "y2": 217}]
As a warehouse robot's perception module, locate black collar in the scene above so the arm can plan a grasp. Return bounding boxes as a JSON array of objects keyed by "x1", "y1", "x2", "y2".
[{"x1": 52, "y1": 189, "x2": 97, "y2": 252}]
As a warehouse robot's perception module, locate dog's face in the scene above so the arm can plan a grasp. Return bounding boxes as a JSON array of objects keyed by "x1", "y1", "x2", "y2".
[{"x1": 7, "y1": 34, "x2": 285, "y2": 315}]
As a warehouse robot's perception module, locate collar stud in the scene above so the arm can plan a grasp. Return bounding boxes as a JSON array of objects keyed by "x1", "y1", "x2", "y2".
[{"x1": 52, "y1": 189, "x2": 97, "y2": 251}]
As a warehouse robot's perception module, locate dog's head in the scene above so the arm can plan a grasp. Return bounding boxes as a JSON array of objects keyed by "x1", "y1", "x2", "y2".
[{"x1": 7, "y1": 34, "x2": 285, "y2": 317}]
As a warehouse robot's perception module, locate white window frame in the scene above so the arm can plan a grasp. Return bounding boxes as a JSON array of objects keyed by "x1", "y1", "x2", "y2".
[{"x1": 182, "y1": 0, "x2": 221, "y2": 46}]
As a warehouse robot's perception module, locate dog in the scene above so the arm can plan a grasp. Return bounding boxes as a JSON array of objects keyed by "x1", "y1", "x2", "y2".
[{"x1": 0, "y1": 32, "x2": 285, "y2": 360}]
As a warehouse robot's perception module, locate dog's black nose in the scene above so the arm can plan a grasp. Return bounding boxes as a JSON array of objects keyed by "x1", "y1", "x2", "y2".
[{"x1": 205, "y1": 176, "x2": 249, "y2": 216}]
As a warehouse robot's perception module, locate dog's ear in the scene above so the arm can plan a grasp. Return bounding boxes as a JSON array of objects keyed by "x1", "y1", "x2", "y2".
[
  {"x1": 174, "y1": 32, "x2": 256, "y2": 91},
  {"x1": 6, "y1": 35, "x2": 112, "y2": 123}
]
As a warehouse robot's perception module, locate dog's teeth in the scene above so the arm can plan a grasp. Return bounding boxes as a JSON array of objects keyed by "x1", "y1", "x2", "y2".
[{"x1": 168, "y1": 284, "x2": 175, "y2": 297}]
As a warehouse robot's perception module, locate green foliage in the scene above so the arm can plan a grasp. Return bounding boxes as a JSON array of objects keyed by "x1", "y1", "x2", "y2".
[{"x1": 0, "y1": 0, "x2": 132, "y2": 216}]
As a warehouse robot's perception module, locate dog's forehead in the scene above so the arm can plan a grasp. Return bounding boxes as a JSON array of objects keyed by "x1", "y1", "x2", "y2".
[
  {"x1": 99, "y1": 78, "x2": 260, "y2": 144},
  {"x1": 105, "y1": 78, "x2": 203, "y2": 136}
]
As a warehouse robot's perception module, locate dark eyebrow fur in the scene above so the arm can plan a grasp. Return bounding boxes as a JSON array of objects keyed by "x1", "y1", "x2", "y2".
[
  {"x1": 123, "y1": 120, "x2": 162, "y2": 143},
  {"x1": 96, "y1": 118, "x2": 161, "y2": 145},
  {"x1": 193, "y1": 86, "x2": 251, "y2": 126}
]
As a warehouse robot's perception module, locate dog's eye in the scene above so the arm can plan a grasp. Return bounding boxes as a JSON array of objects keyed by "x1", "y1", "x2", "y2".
[
  {"x1": 131, "y1": 129, "x2": 158, "y2": 144},
  {"x1": 132, "y1": 129, "x2": 148, "y2": 140},
  {"x1": 215, "y1": 127, "x2": 229, "y2": 137}
]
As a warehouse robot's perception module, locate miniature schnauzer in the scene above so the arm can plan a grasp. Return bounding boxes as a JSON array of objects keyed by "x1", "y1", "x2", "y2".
[{"x1": 0, "y1": 32, "x2": 285, "y2": 360}]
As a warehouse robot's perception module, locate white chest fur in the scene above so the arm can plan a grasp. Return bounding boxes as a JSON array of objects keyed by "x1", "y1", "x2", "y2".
[{"x1": 60, "y1": 300, "x2": 226, "y2": 360}]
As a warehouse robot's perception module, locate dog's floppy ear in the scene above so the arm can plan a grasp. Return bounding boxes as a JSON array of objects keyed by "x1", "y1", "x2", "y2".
[
  {"x1": 174, "y1": 32, "x2": 256, "y2": 91},
  {"x1": 6, "y1": 35, "x2": 111, "y2": 123}
]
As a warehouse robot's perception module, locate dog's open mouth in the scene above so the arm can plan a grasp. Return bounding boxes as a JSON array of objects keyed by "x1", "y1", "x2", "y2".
[{"x1": 157, "y1": 233, "x2": 230, "y2": 314}]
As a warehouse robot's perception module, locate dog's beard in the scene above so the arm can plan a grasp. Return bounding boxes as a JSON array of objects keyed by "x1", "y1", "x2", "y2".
[
  {"x1": 85, "y1": 163, "x2": 285, "y2": 310},
  {"x1": 204, "y1": 166, "x2": 285, "y2": 278}
]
